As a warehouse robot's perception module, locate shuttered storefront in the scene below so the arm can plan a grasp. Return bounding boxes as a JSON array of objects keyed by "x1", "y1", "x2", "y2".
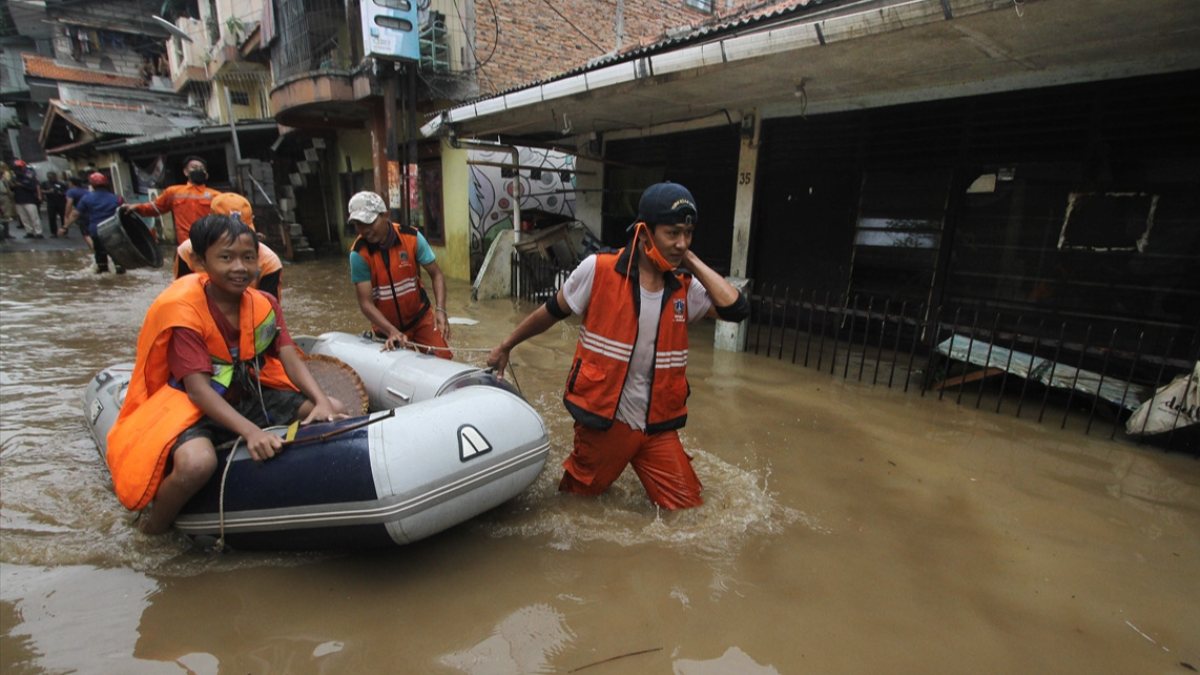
[
  {"x1": 604, "y1": 126, "x2": 739, "y2": 272},
  {"x1": 752, "y1": 70, "x2": 1200, "y2": 334}
]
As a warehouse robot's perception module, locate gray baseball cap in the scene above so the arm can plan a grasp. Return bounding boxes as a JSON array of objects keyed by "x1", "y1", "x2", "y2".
[{"x1": 347, "y1": 191, "x2": 388, "y2": 224}]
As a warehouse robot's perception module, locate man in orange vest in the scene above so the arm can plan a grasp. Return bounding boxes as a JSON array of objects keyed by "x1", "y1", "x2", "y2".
[
  {"x1": 487, "y1": 182, "x2": 749, "y2": 509},
  {"x1": 122, "y1": 155, "x2": 220, "y2": 243},
  {"x1": 347, "y1": 191, "x2": 452, "y2": 358}
]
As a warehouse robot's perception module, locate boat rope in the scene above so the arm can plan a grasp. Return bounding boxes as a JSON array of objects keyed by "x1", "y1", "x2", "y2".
[
  {"x1": 212, "y1": 436, "x2": 241, "y2": 554},
  {"x1": 363, "y1": 335, "x2": 524, "y2": 394},
  {"x1": 208, "y1": 409, "x2": 397, "y2": 554},
  {"x1": 505, "y1": 362, "x2": 524, "y2": 397},
  {"x1": 364, "y1": 333, "x2": 494, "y2": 355}
]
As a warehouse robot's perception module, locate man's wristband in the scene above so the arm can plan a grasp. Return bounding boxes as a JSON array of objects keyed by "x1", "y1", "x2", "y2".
[{"x1": 434, "y1": 306, "x2": 448, "y2": 314}]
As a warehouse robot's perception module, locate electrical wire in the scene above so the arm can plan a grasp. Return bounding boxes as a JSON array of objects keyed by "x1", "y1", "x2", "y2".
[
  {"x1": 447, "y1": 0, "x2": 499, "y2": 84},
  {"x1": 539, "y1": 0, "x2": 606, "y2": 52}
]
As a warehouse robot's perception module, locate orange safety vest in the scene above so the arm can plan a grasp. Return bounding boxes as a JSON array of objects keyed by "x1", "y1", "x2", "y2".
[
  {"x1": 106, "y1": 274, "x2": 295, "y2": 510},
  {"x1": 352, "y1": 223, "x2": 431, "y2": 333},
  {"x1": 131, "y1": 183, "x2": 221, "y2": 243},
  {"x1": 563, "y1": 247, "x2": 692, "y2": 434}
]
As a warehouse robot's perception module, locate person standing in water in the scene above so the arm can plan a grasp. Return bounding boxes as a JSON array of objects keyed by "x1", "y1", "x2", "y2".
[
  {"x1": 65, "y1": 172, "x2": 124, "y2": 273},
  {"x1": 122, "y1": 156, "x2": 220, "y2": 243},
  {"x1": 346, "y1": 191, "x2": 452, "y2": 358},
  {"x1": 487, "y1": 182, "x2": 749, "y2": 509}
]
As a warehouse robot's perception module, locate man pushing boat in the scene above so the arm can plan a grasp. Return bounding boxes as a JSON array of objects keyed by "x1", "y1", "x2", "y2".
[
  {"x1": 346, "y1": 191, "x2": 453, "y2": 359},
  {"x1": 487, "y1": 182, "x2": 750, "y2": 509}
]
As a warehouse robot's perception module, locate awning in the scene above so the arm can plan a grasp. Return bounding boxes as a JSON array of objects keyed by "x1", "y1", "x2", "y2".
[
  {"x1": 39, "y1": 98, "x2": 207, "y2": 155},
  {"x1": 423, "y1": 0, "x2": 1200, "y2": 142},
  {"x1": 94, "y1": 120, "x2": 280, "y2": 157}
]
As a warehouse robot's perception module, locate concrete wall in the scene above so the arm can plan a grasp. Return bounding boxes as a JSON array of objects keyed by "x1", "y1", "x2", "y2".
[
  {"x1": 572, "y1": 155, "x2": 604, "y2": 239},
  {"x1": 439, "y1": 141, "x2": 472, "y2": 281}
]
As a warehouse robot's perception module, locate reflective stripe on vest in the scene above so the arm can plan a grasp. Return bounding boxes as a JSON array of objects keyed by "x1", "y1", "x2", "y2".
[
  {"x1": 578, "y1": 326, "x2": 634, "y2": 362},
  {"x1": 207, "y1": 307, "x2": 279, "y2": 391},
  {"x1": 563, "y1": 250, "x2": 691, "y2": 433},
  {"x1": 371, "y1": 276, "x2": 420, "y2": 303},
  {"x1": 353, "y1": 223, "x2": 430, "y2": 332}
]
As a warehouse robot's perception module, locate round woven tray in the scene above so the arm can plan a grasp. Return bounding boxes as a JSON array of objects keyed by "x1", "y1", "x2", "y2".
[{"x1": 304, "y1": 354, "x2": 369, "y2": 415}]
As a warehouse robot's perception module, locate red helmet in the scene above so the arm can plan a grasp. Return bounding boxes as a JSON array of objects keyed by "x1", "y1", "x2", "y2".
[
  {"x1": 88, "y1": 172, "x2": 109, "y2": 187},
  {"x1": 13, "y1": 159, "x2": 26, "y2": 169}
]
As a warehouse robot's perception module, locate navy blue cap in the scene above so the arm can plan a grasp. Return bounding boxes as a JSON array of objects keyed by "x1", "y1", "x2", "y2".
[{"x1": 637, "y1": 182, "x2": 697, "y2": 225}]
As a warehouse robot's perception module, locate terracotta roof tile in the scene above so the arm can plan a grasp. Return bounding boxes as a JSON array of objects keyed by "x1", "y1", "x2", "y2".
[{"x1": 22, "y1": 53, "x2": 145, "y2": 89}]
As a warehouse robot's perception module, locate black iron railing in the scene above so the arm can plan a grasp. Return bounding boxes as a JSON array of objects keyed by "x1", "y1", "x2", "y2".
[
  {"x1": 746, "y1": 284, "x2": 1198, "y2": 449},
  {"x1": 504, "y1": 269, "x2": 1198, "y2": 448},
  {"x1": 510, "y1": 251, "x2": 575, "y2": 302}
]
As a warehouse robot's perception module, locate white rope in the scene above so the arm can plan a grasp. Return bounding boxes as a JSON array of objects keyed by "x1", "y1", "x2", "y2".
[
  {"x1": 403, "y1": 342, "x2": 495, "y2": 355},
  {"x1": 212, "y1": 436, "x2": 241, "y2": 554},
  {"x1": 371, "y1": 336, "x2": 495, "y2": 355}
]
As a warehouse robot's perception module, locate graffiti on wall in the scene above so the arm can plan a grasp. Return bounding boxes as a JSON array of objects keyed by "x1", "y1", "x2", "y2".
[{"x1": 469, "y1": 147, "x2": 576, "y2": 276}]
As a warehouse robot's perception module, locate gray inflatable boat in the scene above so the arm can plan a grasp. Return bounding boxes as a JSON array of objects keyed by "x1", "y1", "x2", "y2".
[{"x1": 84, "y1": 332, "x2": 549, "y2": 549}]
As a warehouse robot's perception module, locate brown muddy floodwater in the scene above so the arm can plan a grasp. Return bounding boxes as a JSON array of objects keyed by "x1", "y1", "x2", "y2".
[{"x1": 2, "y1": 245, "x2": 1198, "y2": 674}]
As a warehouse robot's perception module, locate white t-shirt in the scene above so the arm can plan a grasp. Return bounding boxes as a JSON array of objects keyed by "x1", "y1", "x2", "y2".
[{"x1": 561, "y1": 254, "x2": 714, "y2": 430}]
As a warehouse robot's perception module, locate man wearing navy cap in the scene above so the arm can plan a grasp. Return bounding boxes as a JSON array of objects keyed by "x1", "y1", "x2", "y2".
[{"x1": 488, "y1": 182, "x2": 749, "y2": 509}]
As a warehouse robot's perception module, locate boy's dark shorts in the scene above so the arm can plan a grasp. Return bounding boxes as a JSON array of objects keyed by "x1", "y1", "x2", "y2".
[{"x1": 172, "y1": 387, "x2": 306, "y2": 451}]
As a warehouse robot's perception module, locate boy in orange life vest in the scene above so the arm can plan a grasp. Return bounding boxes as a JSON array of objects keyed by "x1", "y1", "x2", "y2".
[
  {"x1": 107, "y1": 215, "x2": 347, "y2": 535},
  {"x1": 122, "y1": 156, "x2": 220, "y2": 243},
  {"x1": 347, "y1": 191, "x2": 452, "y2": 359},
  {"x1": 487, "y1": 182, "x2": 750, "y2": 509}
]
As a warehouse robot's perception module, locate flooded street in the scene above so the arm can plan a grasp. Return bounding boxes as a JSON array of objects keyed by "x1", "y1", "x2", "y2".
[{"x1": 2, "y1": 246, "x2": 1198, "y2": 674}]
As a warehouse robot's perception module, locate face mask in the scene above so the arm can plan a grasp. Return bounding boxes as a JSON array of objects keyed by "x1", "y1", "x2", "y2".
[
  {"x1": 189, "y1": 169, "x2": 207, "y2": 185},
  {"x1": 634, "y1": 222, "x2": 676, "y2": 273}
]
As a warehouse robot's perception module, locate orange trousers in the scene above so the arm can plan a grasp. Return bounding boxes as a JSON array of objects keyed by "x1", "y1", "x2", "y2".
[{"x1": 559, "y1": 419, "x2": 703, "y2": 510}]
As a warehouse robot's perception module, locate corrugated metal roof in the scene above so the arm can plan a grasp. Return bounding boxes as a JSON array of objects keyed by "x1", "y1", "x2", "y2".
[{"x1": 52, "y1": 99, "x2": 205, "y2": 137}]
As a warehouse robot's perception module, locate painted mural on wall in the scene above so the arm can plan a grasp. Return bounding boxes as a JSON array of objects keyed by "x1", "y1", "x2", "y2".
[{"x1": 469, "y1": 147, "x2": 576, "y2": 276}]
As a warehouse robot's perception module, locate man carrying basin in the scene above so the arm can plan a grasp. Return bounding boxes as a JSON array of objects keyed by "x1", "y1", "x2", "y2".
[{"x1": 65, "y1": 172, "x2": 124, "y2": 274}]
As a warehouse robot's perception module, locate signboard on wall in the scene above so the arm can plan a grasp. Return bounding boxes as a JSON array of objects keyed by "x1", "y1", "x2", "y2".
[{"x1": 360, "y1": 0, "x2": 420, "y2": 62}]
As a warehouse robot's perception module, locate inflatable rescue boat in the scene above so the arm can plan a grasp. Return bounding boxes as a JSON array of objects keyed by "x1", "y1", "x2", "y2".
[{"x1": 85, "y1": 332, "x2": 549, "y2": 549}]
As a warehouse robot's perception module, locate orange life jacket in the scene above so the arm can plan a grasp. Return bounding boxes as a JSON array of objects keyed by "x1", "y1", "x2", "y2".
[
  {"x1": 352, "y1": 223, "x2": 431, "y2": 333},
  {"x1": 106, "y1": 274, "x2": 295, "y2": 510},
  {"x1": 563, "y1": 247, "x2": 692, "y2": 433}
]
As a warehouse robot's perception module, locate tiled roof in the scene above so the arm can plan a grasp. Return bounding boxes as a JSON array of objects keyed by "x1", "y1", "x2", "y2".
[
  {"x1": 51, "y1": 99, "x2": 205, "y2": 137},
  {"x1": 22, "y1": 53, "x2": 145, "y2": 89}
]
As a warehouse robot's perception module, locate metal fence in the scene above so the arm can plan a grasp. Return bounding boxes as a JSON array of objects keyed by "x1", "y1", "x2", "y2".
[
  {"x1": 510, "y1": 251, "x2": 574, "y2": 303},
  {"x1": 746, "y1": 284, "x2": 1199, "y2": 450},
  {"x1": 503, "y1": 264, "x2": 1198, "y2": 450}
]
